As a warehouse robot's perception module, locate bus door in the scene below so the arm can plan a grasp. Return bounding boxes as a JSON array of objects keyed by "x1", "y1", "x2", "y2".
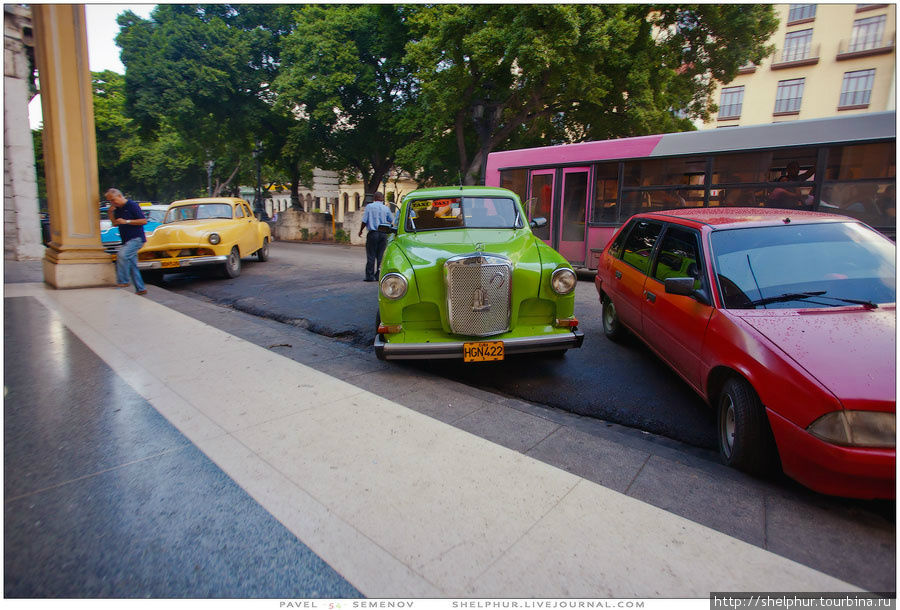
[
  {"x1": 559, "y1": 167, "x2": 590, "y2": 265},
  {"x1": 528, "y1": 169, "x2": 554, "y2": 244}
]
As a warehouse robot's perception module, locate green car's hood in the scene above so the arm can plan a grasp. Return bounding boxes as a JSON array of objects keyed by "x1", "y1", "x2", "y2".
[
  {"x1": 388, "y1": 228, "x2": 548, "y2": 303},
  {"x1": 393, "y1": 228, "x2": 539, "y2": 269}
]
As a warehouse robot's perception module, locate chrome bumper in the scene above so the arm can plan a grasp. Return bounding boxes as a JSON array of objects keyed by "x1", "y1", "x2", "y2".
[
  {"x1": 374, "y1": 330, "x2": 584, "y2": 361},
  {"x1": 137, "y1": 255, "x2": 228, "y2": 270}
]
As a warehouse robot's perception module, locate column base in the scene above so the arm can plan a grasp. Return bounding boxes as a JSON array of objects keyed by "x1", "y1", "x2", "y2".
[{"x1": 42, "y1": 257, "x2": 117, "y2": 289}]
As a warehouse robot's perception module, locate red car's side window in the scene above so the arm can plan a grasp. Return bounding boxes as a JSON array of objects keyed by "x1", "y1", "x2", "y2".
[{"x1": 621, "y1": 220, "x2": 663, "y2": 275}]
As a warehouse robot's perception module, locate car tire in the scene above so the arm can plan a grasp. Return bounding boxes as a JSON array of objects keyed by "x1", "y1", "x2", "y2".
[
  {"x1": 717, "y1": 376, "x2": 779, "y2": 476},
  {"x1": 601, "y1": 295, "x2": 626, "y2": 342},
  {"x1": 222, "y1": 246, "x2": 241, "y2": 279},
  {"x1": 256, "y1": 237, "x2": 270, "y2": 262}
]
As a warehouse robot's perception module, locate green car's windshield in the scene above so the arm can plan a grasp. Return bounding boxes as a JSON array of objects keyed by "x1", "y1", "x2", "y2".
[
  {"x1": 406, "y1": 197, "x2": 521, "y2": 231},
  {"x1": 711, "y1": 222, "x2": 895, "y2": 309},
  {"x1": 165, "y1": 204, "x2": 233, "y2": 223}
]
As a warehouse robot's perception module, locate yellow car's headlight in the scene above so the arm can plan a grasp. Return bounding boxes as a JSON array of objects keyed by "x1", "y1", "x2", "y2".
[{"x1": 208, "y1": 233, "x2": 221, "y2": 245}]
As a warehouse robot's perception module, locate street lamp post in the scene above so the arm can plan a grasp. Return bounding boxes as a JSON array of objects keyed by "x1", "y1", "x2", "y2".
[
  {"x1": 206, "y1": 160, "x2": 214, "y2": 196},
  {"x1": 471, "y1": 100, "x2": 496, "y2": 186},
  {"x1": 252, "y1": 140, "x2": 267, "y2": 219}
]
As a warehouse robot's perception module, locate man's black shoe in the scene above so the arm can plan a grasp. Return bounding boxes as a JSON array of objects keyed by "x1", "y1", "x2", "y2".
[{"x1": 364, "y1": 278, "x2": 376, "y2": 282}]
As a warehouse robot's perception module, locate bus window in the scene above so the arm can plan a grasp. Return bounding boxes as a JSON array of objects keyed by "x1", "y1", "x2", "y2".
[
  {"x1": 500, "y1": 169, "x2": 528, "y2": 203},
  {"x1": 826, "y1": 142, "x2": 895, "y2": 180},
  {"x1": 529, "y1": 172, "x2": 553, "y2": 241},
  {"x1": 623, "y1": 157, "x2": 706, "y2": 188},
  {"x1": 592, "y1": 163, "x2": 618, "y2": 224},
  {"x1": 713, "y1": 151, "x2": 773, "y2": 184}
]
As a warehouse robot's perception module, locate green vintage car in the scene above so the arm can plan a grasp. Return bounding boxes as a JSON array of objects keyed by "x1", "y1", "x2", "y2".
[{"x1": 374, "y1": 186, "x2": 584, "y2": 361}]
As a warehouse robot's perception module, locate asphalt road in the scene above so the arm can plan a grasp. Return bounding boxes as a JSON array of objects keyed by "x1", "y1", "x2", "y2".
[{"x1": 156, "y1": 240, "x2": 717, "y2": 449}]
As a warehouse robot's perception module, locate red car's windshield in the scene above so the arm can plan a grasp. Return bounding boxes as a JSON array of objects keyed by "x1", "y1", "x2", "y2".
[{"x1": 711, "y1": 222, "x2": 895, "y2": 309}]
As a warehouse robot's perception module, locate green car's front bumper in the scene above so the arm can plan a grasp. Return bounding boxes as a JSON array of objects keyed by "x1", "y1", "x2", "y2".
[{"x1": 374, "y1": 329, "x2": 584, "y2": 360}]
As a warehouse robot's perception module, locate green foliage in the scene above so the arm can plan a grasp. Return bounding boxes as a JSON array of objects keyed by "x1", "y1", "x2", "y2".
[
  {"x1": 90, "y1": 4, "x2": 776, "y2": 198},
  {"x1": 401, "y1": 4, "x2": 777, "y2": 184},
  {"x1": 334, "y1": 228, "x2": 351, "y2": 244},
  {"x1": 274, "y1": 4, "x2": 416, "y2": 193}
]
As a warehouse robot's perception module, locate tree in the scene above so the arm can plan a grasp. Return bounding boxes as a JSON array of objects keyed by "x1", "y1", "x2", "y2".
[
  {"x1": 402, "y1": 4, "x2": 777, "y2": 185},
  {"x1": 116, "y1": 5, "x2": 277, "y2": 196},
  {"x1": 92, "y1": 70, "x2": 203, "y2": 201},
  {"x1": 274, "y1": 4, "x2": 416, "y2": 195}
]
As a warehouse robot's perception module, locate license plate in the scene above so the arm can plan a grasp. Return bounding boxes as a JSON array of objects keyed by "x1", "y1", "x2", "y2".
[
  {"x1": 161, "y1": 260, "x2": 180, "y2": 268},
  {"x1": 463, "y1": 341, "x2": 504, "y2": 363}
]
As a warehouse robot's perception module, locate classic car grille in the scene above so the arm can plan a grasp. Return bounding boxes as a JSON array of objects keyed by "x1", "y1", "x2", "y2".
[{"x1": 445, "y1": 254, "x2": 512, "y2": 336}]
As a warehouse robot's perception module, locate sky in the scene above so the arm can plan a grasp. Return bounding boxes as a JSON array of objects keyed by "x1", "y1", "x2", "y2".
[{"x1": 28, "y1": 4, "x2": 157, "y2": 129}]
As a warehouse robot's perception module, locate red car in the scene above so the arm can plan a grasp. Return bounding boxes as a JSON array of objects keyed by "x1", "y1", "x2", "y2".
[{"x1": 595, "y1": 208, "x2": 895, "y2": 499}]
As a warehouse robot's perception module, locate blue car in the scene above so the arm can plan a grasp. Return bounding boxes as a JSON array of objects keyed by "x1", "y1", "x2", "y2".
[{"x1": 100, "y1": 204, "x2": 167, "y2": 254}]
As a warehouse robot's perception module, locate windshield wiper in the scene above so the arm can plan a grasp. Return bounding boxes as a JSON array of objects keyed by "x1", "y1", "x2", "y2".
[
  {"x1": 813, "y1": 295, "x2": 879, "y2": 309},
  {"x1": 749, "y1": 291, "x2": 879, "y2": 309},
  {"x1": 748, "y1": 291, "x2": 826, "y2": 307}
]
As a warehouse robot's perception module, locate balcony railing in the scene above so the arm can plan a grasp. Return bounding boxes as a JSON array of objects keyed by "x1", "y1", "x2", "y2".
[
  {"x1": 837, "y1": 32, "x2": 895, "y2": 59},
  {"x1": 771, "y1": 43, "x2": 820, "y2": 69}
]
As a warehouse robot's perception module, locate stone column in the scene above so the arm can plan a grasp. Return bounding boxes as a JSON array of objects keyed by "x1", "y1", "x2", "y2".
[
  {"x1": 32, "y1": 4, "x2": 115, "y2": 288},
  {"x1": 3, "y1": 5, "x2": 44, "y2": 261}
]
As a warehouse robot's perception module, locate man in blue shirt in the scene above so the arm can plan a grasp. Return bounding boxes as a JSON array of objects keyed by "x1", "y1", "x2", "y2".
[
  {"x1": 106, "y1": 188, "x2": 149, "y2": 294},
  {"x1": 358, "y1": 192, "x2": 395, "y2": 282}
]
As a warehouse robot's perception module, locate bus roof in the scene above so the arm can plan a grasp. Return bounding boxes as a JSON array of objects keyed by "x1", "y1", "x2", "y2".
[{"x1": 486, "y1": 111, "x2": 896, "y2": 171}]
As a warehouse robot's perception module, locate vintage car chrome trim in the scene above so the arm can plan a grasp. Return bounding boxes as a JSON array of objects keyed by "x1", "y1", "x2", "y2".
[
  {"x1": 443, "y1": 253, "x2": 513, "y2": 337},
  {"x1": 137, "y1": 255, "x2": 228, "y2": 269},
  {"x1": 374, "y1": 330, "x2": 584, "y2": 360}
]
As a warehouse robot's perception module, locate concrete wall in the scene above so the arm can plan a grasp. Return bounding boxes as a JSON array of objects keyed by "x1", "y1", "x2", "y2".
[
  {"x1": 272, "y1": 209, "x2": 334, "y2": 242},
  {"x1": 4, "y1": 5, "x2": 43, "y2": 260}
]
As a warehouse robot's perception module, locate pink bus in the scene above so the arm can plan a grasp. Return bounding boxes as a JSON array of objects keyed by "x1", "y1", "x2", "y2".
[{"x1": 486, "y1": 111, "x2": 895, "y2": 270}]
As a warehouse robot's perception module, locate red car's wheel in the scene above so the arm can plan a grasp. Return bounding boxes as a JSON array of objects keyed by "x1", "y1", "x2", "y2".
[
  {"x1": 601, "y1": 295, "x2": 626, "y2": 342},
  {"x1": 717, "y1": 376, "x2": 779, "y2": 476}
]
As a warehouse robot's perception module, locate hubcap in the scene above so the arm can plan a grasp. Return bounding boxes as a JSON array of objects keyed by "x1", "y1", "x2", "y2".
[
  {"x1": 604, "y1": 301, "x2": 616, "y2": 330},
  {"x1": 720, "y1": 396, "x2": 736, "y2": 458}
]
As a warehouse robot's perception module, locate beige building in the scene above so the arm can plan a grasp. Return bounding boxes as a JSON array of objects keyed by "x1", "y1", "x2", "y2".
[{"x1": 704, "y1": 3, "x2": 895, "y2": 129}]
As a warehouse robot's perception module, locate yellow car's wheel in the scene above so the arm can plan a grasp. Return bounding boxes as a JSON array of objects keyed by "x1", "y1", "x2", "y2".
[
  {"x1": 256, "y1": 237, "x2": 270, "y2": 262},
  {"x1": 222, "y1": 246, "x2": 241, "y2": 279}
]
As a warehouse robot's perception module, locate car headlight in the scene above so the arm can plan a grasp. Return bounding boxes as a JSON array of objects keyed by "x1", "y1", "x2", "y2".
[
  {"x1": 807, "y1": 410, "x2": 895, "y2": 448},
  {"x1": 208, "y1": 233, "x2": 221, "y2": 245},
  {"x1": 550, "y1": 267, "x2": 577, "y2": 295},
  {"x1": 380, "y1": 273, "x2": 408, "y2": 300}
]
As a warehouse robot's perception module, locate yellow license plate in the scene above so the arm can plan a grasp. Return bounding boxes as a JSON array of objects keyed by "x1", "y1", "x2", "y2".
[
  {"x1": 463, "y1": 341, "x2": 504, "y2": 363},
  {"x1": 161, "y1": 260, "x2": 180, "y2": 268}
]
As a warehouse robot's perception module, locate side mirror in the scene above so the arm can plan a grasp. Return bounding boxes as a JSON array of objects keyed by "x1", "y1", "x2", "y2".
[
  {"x1": 664, "y1": 277, "x2": 711, "y2": 306},
  {"x1": 377, "y1": 223, "x2": 396, "y2": 234},
  {"x1": 531, "y1": 217, "x2": 548, "y2": 228}
]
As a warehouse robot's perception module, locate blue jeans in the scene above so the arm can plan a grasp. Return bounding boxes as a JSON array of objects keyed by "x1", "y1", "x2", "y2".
[{"x1": 116, "y1": 237, "x2": 146, "y2": 291}]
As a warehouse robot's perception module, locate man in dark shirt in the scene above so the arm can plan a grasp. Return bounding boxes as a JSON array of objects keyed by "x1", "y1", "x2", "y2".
[{"x1": 106, "y1": 188, "x2": 149, "y2": 294}]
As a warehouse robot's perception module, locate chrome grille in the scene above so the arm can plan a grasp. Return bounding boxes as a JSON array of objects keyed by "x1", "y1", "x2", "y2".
[{"x1": 445, "y1": 254, "x2": 512, "y2": 336}]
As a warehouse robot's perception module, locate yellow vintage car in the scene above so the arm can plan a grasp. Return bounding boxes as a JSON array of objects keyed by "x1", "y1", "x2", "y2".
[{"x1": 137, "y1": 197, "x2": 271, "y2": 278}]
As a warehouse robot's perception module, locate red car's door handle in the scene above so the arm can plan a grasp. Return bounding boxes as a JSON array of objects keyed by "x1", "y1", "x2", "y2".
[
  {"x1": 615, "y1": 271, "x2": 622, "y2": 280},
  {"x1": 645, "y1": 290, "x2": 656, "y2": 303}
]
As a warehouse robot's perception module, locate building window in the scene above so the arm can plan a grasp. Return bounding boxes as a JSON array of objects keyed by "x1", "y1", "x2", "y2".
[
  {"x1": 783, "y1": 29, "x2": 813, "y2": 62},
  {"x1": 718, "y1": 86, "x2": 744, "y2": 119},
  {"x1": 788, "y1": 4, "x2": 816, "y2": 23},
  {"x1": 839, "y1": 69, "x2": 876, "y2": 107},
  {"x1": 774, "y1": 78, "x2": 805, "y2": 114},
  {"x1": 849, "y1": 15, "x2": 886, "y2": 52}
]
